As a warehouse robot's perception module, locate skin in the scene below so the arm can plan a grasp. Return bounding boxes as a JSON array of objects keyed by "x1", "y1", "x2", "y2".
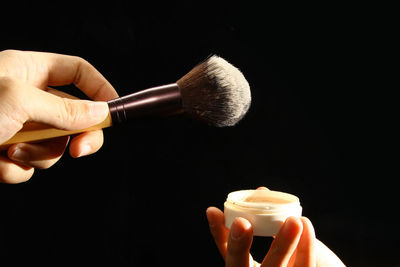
[
  {"x1": 0, "y1": 50, "x2": 118, "y2": 183},
  {"x1": 206, "y1": 187, "x2": 346, "y2": 267}
]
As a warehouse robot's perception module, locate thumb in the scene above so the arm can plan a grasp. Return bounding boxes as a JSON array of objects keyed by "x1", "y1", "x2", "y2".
[{"x1": 22, "y1": 83, "x2": 109, "y2": 130}]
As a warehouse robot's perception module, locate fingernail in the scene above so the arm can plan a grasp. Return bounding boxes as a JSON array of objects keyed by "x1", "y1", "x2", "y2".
[
  {"x1": 231, "y1": 225, "x2": 243, "y2": 240},
  {"x1": 231, "y1": 218, "x2": 251, "y2": 240},
  {"x1": 77, "y1": 144, "x2": 92, "y2": 157},
  {"x1": 90, "y1": 101, "x2": 109, "y2": 121},
  {"x1": 10, "y1": 146, "x2": 30, "y2": 162},
  {"x1": 280, "y1": 217, "x2": 301, "y2": 235}
]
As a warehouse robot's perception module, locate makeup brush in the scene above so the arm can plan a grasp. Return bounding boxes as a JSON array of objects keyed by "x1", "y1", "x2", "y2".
[{"x1": 0, "y1": 55, "x2": 251, "y2": 148}]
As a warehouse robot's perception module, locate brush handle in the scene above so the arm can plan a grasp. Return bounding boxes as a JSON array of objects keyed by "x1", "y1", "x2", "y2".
[
  {"x1": 107, "y1": 83, "x2": 181, "y2": 123},
  {"x1": 0, "y1": 83, "x2": 182, "y2": 151},
  {"x1": 0, "y1": 113, "x2": 113, "y2": 150}
]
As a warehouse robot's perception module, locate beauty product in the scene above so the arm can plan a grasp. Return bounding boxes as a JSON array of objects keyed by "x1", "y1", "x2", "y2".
[{"x1": 224, "y1": 189, "x2": 302, "y2": 236}]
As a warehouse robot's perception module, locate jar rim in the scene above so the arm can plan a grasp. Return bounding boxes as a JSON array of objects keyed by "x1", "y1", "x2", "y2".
[{"x1": 226, "y1": 189, "x2": 300, "y2": 211}]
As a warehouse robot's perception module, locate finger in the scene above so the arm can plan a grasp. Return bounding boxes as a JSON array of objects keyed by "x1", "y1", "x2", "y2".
[
  {"x1": 225, "y1": 217, "x2": 253, "y2": 267},
  {"x1": 42, "y1": 52, "x2": 119, "y2": 100},
  {"x1": 3, "y1": 78, "x2": 110, "y2": 131},
  {"x1": 68, "y1": 130, "x2": 104, "y2": 158},
  {"x1": 315, "y1": 239, "x2": 346, "y2": 266},
  {"x1": 7, "y1": 136, "x2": 69, "y2": 169},
  {"x1": 293, "y1": 217, "x2": 316, "y2": 267},
  {"x1": 27, "y1": 87, "x2": 109, "y2": 130},
  {"x1": 256, "y1": 186, "x2": 269, "y2": 190},
  {"x1": 0, "y1": 50, "x2": 118, "y2": 100},
  {"x1": 0, "y1": 77, "x2": 27, "y2": 143},
  {"x1": 262, "y1": 217, "x2": 303, "y2": 267},
  {"x1": 46, "y1": 88, "x2": 106, "y2": 158},
  {"x1": 0, "y1": 154, "x2": 34, "y2": 183},
  {"x1": 206, "y1": 207, "x2": 229, "y2": 259}
]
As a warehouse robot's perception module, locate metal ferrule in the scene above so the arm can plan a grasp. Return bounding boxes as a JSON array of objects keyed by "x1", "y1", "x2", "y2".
[{"x1": 107, "y1": 83, "x2": 183, "y2": 125}]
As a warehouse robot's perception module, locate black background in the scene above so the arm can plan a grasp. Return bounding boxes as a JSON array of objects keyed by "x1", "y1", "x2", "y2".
[{"x1": 0, "y1": 2, "x2": 395, "y2": 266}]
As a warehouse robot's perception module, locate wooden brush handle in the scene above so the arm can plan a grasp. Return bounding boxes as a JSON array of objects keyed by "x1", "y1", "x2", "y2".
[
  {"x1": 0, "y1": 84, "x2": 182, "y2": 151},
  {"x1": 0, "y1": 112, "x2": 113, "y2": 150}
]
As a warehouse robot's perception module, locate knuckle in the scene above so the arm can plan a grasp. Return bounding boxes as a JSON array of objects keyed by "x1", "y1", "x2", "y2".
[
  {"x1": 60, "y1": 98, "x2": 80, "y2": 125},
  {"x1": 71, "y1": 55, "x2": 86, "y2": 64},
  {"x1": 0, "y1": 77, "x2": 26, "y2": 130},
  {"x1": 0, "y1": 76, "x2": 17, "y2": 91},
  {"x1": 0, "y1": 77, "x2": 23, "y2": 102},
  {"x1": 71, "y1": 55, "x2": 88, "y2": 68},
  {"x1": 59, "y1": 98, "x2": 90, "y2": 129},
  {"x1": 227, "y1": 236, "x2": 249, "y2": 255},
  {"x1": 71, "y1": 56, "x2": 90, "y2": 85}
]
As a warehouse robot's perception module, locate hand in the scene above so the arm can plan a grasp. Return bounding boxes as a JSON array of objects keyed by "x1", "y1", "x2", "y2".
[
  {"x1": 207, "y1": 207, "x2": 315, "y2": 267},
  {"x1": 0, "y1": 50, "x2": 118, "y2": 183},
  {"x1": 206, "y1": 188, "x2": 346, "y2": 266}
]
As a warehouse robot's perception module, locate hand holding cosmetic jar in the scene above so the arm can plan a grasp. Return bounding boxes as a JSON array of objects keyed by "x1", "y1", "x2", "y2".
[{"x1": 224, "y1": 189, "x2": 302, "y2": 236}]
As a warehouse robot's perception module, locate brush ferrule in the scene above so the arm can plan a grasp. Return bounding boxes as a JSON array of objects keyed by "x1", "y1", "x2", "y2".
[{"x1": 107, "y1": 83, "x2": 183, "y2": 124}]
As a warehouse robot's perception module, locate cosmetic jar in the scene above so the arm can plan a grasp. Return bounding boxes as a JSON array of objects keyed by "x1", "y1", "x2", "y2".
[{"x1": 224, "y1": 189, "x2": 302, "y2": 236}]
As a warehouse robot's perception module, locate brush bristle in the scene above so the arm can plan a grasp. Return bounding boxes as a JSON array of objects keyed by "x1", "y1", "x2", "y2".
[{"x1": 177, "y1": 55, "x2": 251, "y2": 127}]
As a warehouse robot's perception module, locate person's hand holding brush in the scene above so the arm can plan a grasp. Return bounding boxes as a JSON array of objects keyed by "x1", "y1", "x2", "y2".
[
  {"x1": 206, "y1": 187, "x2": 346, "y2": 267},
  {"x1": 0, "y1": 50, "x2": 118, "y2": 183},
  {"x1": 1, "y1": 51, "x2": 251, "y2": 184}
]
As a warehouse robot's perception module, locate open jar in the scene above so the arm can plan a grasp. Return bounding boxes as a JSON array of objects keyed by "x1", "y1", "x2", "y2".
[{"x1": 224, "y1": 189, "x2": 302, "y2": 236}]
